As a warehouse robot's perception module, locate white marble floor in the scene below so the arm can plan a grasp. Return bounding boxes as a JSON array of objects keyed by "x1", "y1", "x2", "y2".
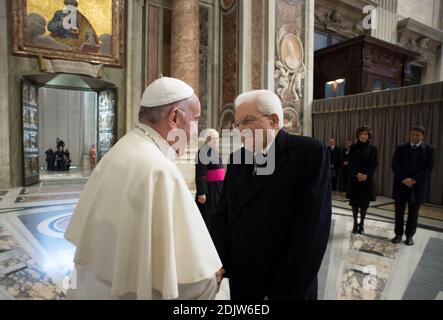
[{"x1": 0, "y1": 181, "x2": 442, "y2": 300}]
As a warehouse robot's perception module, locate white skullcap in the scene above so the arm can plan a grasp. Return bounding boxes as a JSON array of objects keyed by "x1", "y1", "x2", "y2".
[{"x1": 140, "y1": 76, "x2": 194, "y2": 108}]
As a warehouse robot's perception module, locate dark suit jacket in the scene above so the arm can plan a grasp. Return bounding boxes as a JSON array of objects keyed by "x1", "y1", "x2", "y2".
[
  {"x1": 329, "y1": 146, "x2": 341, "y2": 169},
  {"x1": 392, "y1": 142, "x2": 435, "y2": 205},
  {"x1": 209, "y1": 130, "x2": 332, "y2": 300},
  {"x1": 340, "y1": 148, "x2": 350, "y2": 167}
]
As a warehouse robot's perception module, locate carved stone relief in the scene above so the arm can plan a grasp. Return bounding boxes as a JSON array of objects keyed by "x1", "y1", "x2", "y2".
[
  {"x1": 283, "y1": 107, "x2": 301, "y2": 135},
  {"x1": 315, "y1": 7, "x2": 364, "y2": 38},
  {"x1": 398, "y1": 34, "x2": 438, "y2": 65},
  {"x1": 275, "y1": 26, "x2": 306, "y2": 102}
]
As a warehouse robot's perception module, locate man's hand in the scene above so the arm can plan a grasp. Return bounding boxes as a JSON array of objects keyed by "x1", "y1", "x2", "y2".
[
  {"x1": 197, "y1": 194, "x2": 206, "y2": 204},
  {"x1": 215, "y1": 268, "x2": 225, "y2": 284},
  {"x1": 215, "y1": 268, "x2": 225, "y2": 293},
  {"x1": 402, "y1": 178, "x2": 415, "y2": 188},
  {"x1": 357, "y1": 173, "x2": 367, "y2": 182}
]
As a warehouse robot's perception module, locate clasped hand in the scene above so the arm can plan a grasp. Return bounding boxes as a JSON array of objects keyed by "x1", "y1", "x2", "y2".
[{"x1": 402, "y1": 178, "x2": 416, "y2": 188}]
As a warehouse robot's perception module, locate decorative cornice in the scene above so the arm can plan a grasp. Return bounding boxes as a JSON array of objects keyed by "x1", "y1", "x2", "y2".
[
  {"x1": 397, "y1": 18, "x2": 443, "y2": 65},
  {"x1": 314, "y1": 0, "x2": 378, "y2": 38},
  {"x1": 339, "y1": 0, "x2": 379, "y2": 11},
  {"x1": 398, "y1": 18, "x2": 443, "y2": 44}
]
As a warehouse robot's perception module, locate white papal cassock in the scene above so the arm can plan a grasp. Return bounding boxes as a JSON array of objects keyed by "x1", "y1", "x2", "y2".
[{"x1": 64, "y1": 123, "x2": 222, "y2": 299}]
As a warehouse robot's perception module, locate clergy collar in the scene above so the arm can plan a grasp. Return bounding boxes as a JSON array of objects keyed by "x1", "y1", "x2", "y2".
[{"x1": 136, "y1": 123, "x2": 177, "y2": 161}]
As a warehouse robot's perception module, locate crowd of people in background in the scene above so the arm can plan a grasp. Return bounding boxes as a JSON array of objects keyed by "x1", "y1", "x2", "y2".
[
  {"x1": 328, "y1": 125, "x2": 435, "y2": 246},
  {"x1": 44, "y1": 137, "x2": 71, "y2": 171}
]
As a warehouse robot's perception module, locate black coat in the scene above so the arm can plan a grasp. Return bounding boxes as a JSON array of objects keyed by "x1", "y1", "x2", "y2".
[
  {"x1": 348, "y1": 142, "x2": 378, "y2": 208},
  {"x1": 329, "y1": 146, "x2": 341, "y2": 169},
  {"x1": 392, "y1": 143, "x2": 435, "y2": 205},
  {"x1": 209, "y1": 130, "x2": 332, "y2": 300}
]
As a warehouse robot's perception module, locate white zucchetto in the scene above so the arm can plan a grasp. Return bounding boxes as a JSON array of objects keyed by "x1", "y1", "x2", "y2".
[{"x1": 140, "y1": 76, "x2": 194, "y2": 108}]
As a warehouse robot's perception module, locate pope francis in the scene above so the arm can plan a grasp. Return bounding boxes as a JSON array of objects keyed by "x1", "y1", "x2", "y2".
[{"x1": 64, "y1": 77, "x2": 223, "y2": 299}]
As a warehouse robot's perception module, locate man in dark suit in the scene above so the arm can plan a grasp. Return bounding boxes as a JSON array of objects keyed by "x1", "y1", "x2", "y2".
[
  {"x1": 340, "y1": 139, "x2": 352, "y2": 197},
  {"x1": 391, "y1": 126, "x2": 435, "y2": 246},
  {"x1": 209, "y1": 90, "x2": 332, "y2": 300},
  {"x1": 328, "y1": 138, "x2": 341, "y2": 191}
]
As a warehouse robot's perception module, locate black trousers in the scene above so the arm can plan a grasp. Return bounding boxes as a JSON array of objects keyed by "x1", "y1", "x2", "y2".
[
  {"x1": 331, "y1": 169, "x2": 338, "y2": 191},
  {"x1": 340, "y1": 166, "x2": 349, "y2": 193},
  {"x1": 394, "y1": 201, "x2": 420, "y2": 238}
]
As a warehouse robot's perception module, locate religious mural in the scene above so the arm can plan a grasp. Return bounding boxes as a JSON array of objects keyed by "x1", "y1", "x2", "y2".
[{"x1": 12, "y1": 0, "x2": 125, "y2": 66}]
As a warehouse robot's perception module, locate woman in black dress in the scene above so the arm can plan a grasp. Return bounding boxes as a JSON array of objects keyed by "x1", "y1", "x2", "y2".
[
  {"x1": 348, "y1": 126, "x2": 378, "y2": 234},
  {"x1": 195, "y1": 129, "x2": 225, "y2": 226}
]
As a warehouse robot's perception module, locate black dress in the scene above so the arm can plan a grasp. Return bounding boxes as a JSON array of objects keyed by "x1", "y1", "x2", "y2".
[
  {"x1": 348, "y1": 141, "x2": 378, "y2": 208},
  {"x1": 195, "y1": 145, "x2": 225, "y2": 225},
  {"x1": 329, "y1": 146, "x2": 341, "y2": 191},
  {"x1": 340, "y1": 148, "x2": 350, "y2": 196}
]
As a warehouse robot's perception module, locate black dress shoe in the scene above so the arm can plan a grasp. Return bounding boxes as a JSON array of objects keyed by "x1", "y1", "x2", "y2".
[
  {"x1": 391, "y1": 236, "x2": 402, "y2": 244},
  {"x1": 352, "y1": 224, "x2": 358, "y2": 234},
  {"x1": 357, "y1": 224, "x2": 364, "y2": 235},
  {"x1": 405, "y1": 237, "x2": 414, "y2": 246}
]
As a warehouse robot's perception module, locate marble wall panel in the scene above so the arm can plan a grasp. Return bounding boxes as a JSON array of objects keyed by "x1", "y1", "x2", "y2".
[
  {"x1": 221, "y1": 1, "x2": 238, "y2": 109},
  {"x1": 147, "y1": 5, "x2": 160, "y2": 87},
  {"x1": 251, "y1": 0, "x2": 264, "y2": 90}
]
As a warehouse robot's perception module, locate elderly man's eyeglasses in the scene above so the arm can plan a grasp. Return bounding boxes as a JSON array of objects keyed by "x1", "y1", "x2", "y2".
[{"x1": 233, "y1": 114, "x2": 272, "y2": 129}]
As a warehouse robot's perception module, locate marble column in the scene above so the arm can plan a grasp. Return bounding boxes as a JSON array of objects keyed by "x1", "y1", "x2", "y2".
[
  {"x1": 125, "y1": 0, "x2": 144, "y2": 131},
  {"x1": 239, "y1": 0, "x2": 252, "y2": 93},
  {"x1": 264, "y1": 0, "x2": 276, "y2": 92},
  {"x1": 303, "y1": 0, "x2": 314, "y2": 137},
  {"x1": 0, "y1": 0, "x2": 11, "y2": 187},
  {"x1": 171, "y1": 0, "x2": 199, "y2": 96}
]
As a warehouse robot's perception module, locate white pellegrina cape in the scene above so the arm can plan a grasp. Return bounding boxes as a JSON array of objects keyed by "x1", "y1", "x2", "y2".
[{"x1": 64, "y1": 123, "x2": 222, "y2": 299}]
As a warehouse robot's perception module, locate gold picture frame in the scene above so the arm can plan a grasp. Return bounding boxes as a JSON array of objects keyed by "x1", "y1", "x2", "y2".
[{"x1": 11, "y1": 0, "x2": 125, "y2": 67}]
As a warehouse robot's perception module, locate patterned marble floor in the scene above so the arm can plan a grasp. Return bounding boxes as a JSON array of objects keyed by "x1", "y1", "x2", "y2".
[
  {"x1": 331, "y1": 192, "x2": 443, "y2": 232},
  {"x1": 0, "y1": 181, "x2": 442, "y2": 300},
  {"x1": 39, "y1": 167, "x2": 92, "y2": 180}
]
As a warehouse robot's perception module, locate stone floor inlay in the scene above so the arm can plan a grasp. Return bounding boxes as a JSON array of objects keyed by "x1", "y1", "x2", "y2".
[{"x1": 0, "y1": 181, "x2": 442, "y2": 300}]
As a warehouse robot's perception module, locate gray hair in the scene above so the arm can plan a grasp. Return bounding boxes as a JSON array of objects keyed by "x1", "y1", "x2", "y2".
[
  {"x1": 138, "y1": 97, "x2": 191, "y2": 125},
  {"x1": 201, "y1": 128, "x2": 219, "y2": 143},
  {"x1": 234, "y1": 90, "x2": 284, "y2": 129}
]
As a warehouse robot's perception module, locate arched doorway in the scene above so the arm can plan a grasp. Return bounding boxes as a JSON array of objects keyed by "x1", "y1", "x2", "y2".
[{"x1": 21, "y1": 74, "x2": 117, "y2": 186}]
